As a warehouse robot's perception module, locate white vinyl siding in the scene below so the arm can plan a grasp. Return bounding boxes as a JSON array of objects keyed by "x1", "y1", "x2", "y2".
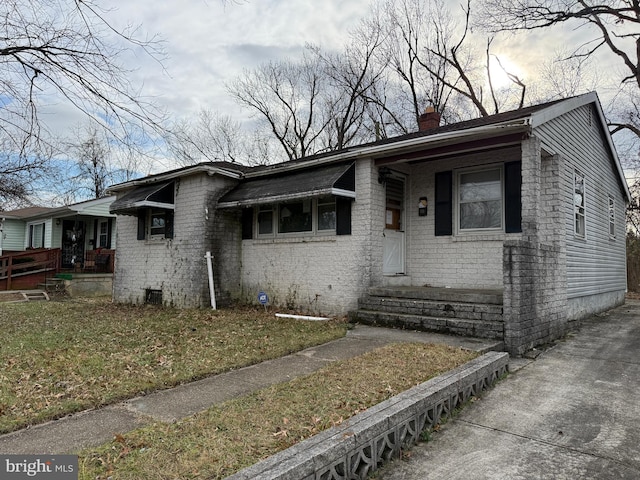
[
  {"x1": 535, "y1": 104, "x2": 627, "y2": 299},
  {"x1": 1, "y1": 220, "x2": 25, "y2": 252}
]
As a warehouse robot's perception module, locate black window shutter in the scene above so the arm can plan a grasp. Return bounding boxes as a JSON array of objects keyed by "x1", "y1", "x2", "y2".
[
  {"x1": 106, "y1": 218, "x2": 113, "y2": 248},
  {"x1": 241, "y1": 208, "x2": 254, "y2": 240},
  {"x1": 93, "y1": 221, "x2": 98, "y2": 247},
  {"x1": 336, "y1": 197, "x2": 352, "y2": 235},
  {"x1": 165, "y1": 211, "x2": 174, "y2": 239},
  {"x1": 137, "y1": 210, "x2": 146, "y2": 240},
  {"x1": 504, "y1": 161, "x2": 522, "y2": 233},
  {"x1": 434, "y1": 171, "x2": 453, "y2": 236}
]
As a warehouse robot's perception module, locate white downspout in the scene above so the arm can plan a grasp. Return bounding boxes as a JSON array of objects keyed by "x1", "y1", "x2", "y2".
[{"x1": 205, "y1": 251, "x2": 216, "y2": 310}]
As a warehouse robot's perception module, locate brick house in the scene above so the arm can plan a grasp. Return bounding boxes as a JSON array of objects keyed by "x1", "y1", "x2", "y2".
[{"x1": 108, "y1": 92, "x2": 629, "y2": 354}]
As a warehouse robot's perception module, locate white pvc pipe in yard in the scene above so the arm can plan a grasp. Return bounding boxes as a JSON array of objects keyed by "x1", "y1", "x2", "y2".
[
  {"x1": 275, "y1": 313, "x2": 329, "y2": 321},
  {"x1": 205, "y1": 251, "x2": 216, "y2": 310}
]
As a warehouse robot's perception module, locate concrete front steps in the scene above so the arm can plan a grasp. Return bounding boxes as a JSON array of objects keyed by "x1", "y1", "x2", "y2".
[{"x1": 349, "y1": 286, "x2": 504, "y2": 341}]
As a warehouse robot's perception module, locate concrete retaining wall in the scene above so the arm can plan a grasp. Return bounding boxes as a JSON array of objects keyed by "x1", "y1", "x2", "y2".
[
  {"x1": 64, "y1": 274, "x2": 113, "y2": 297},
  {"x1": 227, "y1": 351, "x2": 509, "y2": 480}
]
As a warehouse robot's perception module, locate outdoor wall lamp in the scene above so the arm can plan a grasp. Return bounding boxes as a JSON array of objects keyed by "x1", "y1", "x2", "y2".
[{"x1": 418, "y1": 197, "x2": 428, "y2": 216}]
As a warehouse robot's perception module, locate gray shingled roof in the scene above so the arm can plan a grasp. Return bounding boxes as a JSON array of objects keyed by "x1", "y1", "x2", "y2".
[{"x1": 218, "y1": 162, "x2": 355, "y2": 207}]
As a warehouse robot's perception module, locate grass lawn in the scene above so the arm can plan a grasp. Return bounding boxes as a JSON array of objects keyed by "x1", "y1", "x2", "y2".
[
  {"x1": 0, "y1": 298, "x2": 347, "y2": 434},
  {"x1": 79, "y1": 342, "x2": 478, "y2": 480}
]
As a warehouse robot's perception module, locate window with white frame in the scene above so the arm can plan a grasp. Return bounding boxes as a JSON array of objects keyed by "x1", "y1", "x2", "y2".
[
  {"x1": 609, "y1": 195, "x2": 615, "y2": 238},
  {"x1": 257, "y1": 197, "x2": 337, "y2": 236},
  {"x1": 258, "y1": 204, "x2": 274, "y2": 235},
  {"x1": 317, "y1": 196, "x2": 337, "y2": 231},
  {"x1": 149, "y1": 209, "x2": 168, "y2": 237},
  {"x1": 279, "y1": 199, "x2": 312, "y2": 233},
  {"x1": 457, "y1": 167, "x2": 503, "y2": 231},
  {"x1": 137, "y1": 207, "x2": 173, "y2": 240},
  {"x1": 28, "y1": 223, "x2": 45, "y2": 248},
  {"x1": 98, "y1": 220, "x2": 109, "y2": 247},
  {"x1": 574, "y1": 171, "x2": 586, "y2": 237}
]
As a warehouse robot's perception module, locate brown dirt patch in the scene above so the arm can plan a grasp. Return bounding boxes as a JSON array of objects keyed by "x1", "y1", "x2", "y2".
[{"x1": 0, "y1": 293, "x2": 25, "y2": 302}]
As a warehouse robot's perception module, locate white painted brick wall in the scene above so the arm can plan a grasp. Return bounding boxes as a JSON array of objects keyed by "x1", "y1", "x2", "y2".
[
  {"x1": 113, "y1": 174, "x2": 238, "y2": 307},
  {"x1": 236, "y1": 160, "x2": 375, "y2": 315},
  {"x1": 405, "y1": 147, "x2": 522, "y2": 289}
]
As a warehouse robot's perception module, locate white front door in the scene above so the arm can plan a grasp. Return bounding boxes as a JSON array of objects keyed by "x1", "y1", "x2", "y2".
[{"x1": 382, "y1": 174, "x2": 405, "y2": 275}]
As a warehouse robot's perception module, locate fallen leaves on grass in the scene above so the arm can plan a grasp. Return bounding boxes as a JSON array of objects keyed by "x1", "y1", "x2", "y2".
[
  {"x1": 80, "y1": 343, "x2": 477, "y2": 480},
  {"x1": 0, "y1": 299, "x2": 346, "y2": 433}
]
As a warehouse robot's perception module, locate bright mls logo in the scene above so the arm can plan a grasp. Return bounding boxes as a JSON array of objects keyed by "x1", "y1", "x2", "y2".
[{"x1": 1, "y1": 455, "x2": 78, "y2": 479}]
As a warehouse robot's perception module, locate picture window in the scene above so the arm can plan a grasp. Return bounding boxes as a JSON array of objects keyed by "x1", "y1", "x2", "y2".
[
  {"x1": 256, "y1": 197, "x2": 339, "y2": 237},
  {"x1": 279, "y1": 200, "x2": 312, "y2": 234},
  {"x1": 457, "y1": 167, "x2": 503, "y2": 231}
]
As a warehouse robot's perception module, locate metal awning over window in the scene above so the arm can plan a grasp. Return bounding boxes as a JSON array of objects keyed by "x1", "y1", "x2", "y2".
[
  {"x1": 218, "y1": 162, "x2": 356, "y2": 208},
  {"x1": 109, "y1": 181, "x2": 175, "y2": 215}
]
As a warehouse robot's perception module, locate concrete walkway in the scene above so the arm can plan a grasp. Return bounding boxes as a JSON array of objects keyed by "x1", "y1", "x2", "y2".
[
  {"x1": 378, "y1": 300, "x2": 640, "y2": 480},
  {"x1": 0, "y1": 324, "x2": 499, "y2": 455}
]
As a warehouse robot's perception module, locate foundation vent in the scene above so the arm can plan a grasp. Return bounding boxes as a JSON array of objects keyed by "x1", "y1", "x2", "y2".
[{"x1": 145, "y1": 288, "x2": 163, "y2": 305}]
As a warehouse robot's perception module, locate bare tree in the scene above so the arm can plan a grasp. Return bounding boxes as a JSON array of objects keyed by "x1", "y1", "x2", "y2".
[
  {"x1": 308, "y1": 23, "x2": 387, "y2": 149},
  {"x1": 480, "y1": 0, "x2": 640, "y2": 134},
  {"x1": 417, "y1": 0, "x2": 526, "y2": 117},
  {"x1": 70, "y1": 125, "x2": 111, "y2": 199},
  {"x1": 535, "y1": 49, "x2": 600, "y2": 101},
  {"x1": 363, "y1": 0, "x2": 527, "y2": 130},
  {"x1": 43, "y1": 122, "x2": 145, "y2": 204},
  {"x1": 166, "y1": 109, "x2": 276, "y2": 167},
  {"x1": 0, "y1": 142, "x2": 52, "y2": 208},
  {"x1": 228, "y1": 56, "x2": 327, "y2": 161},
  {"x1": 167, "y1": 111, "x2": 243, "y2": 166},
  {"x1": 376, "y1": 0, "x2": 459, "y2": 127},
  {"x1": 0, "y1": 0, "x2": 165, "y2": 206}
]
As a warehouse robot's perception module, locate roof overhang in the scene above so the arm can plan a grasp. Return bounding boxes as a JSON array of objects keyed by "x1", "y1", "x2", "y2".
[
  {"x1": 109, "y1": 182, "x2": 175, "y2": 215},
  {"x1": 355, "y1": 120, "x2": 532, "y2": 164},
  {"x1": 106, "y1": 163, "x2": 243, "y2": 194},
  {"x1": 375, "y1": 131, "x2": 528, "y2": 166},
  {"x1": 218, "y1": 162, "x2": 356, "y2": 208}
]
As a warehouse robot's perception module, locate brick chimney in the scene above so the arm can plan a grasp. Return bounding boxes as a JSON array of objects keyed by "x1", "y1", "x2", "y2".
[{"x1": 418, "y1": 106, "x2": 441, "y2": 131}]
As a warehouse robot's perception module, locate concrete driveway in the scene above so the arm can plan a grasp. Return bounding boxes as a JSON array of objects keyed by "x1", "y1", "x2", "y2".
[{"x1": 378, "y1": 300, "x2": 640, "y2": 480}]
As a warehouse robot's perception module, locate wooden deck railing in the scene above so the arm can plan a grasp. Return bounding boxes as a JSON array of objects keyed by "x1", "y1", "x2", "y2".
[{"x1": 0, "y1": 248, "x2": 61, "y2": 290}]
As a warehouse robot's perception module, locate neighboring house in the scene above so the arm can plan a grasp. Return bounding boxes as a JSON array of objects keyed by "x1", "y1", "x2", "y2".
[
  {"x1": 0, "y1": 196, "x2": 117, "y2": 269},
  {"x1": 107, "y1": 92, "x2": 630, "y2": 354}
]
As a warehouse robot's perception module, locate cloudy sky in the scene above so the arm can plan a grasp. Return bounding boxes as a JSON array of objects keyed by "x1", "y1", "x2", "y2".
[
  {"x1": 39, "y1": 0, "x2": 631, "y2": 172},
  {"x1": 104, "y1": 0, "x2": 372, "y2": 123},
  {"x1": 96, "y1": 0, "x2": 579, "y2": 123},
  {"x1": 38, "y1": 0, "x2": 626, "y2": 138}
]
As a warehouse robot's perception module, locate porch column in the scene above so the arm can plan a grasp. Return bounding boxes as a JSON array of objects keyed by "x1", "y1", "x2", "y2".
[
  {"x1": 520, "y1": 136, "x2": 542, "y2": 243},
  {"x1": 503, "y1": 144, "x2": 569, "y2": 355}
]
